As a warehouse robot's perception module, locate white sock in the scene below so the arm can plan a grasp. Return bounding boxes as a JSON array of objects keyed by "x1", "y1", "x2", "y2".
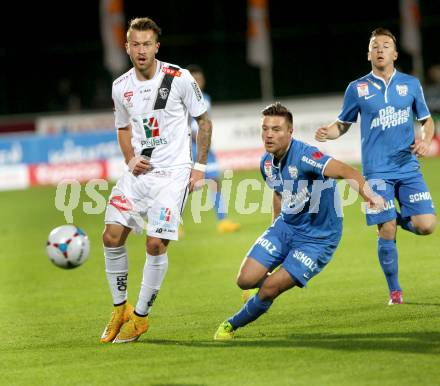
[
  {"x1": 135, "y1": 253, "x2": 168, "y2": 315},
  {"x1": 104, "y1": 245, "x2": 128, "y2": 305}
]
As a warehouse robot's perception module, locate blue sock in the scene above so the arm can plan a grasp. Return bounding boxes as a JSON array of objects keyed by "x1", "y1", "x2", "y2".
[
  {"x1": 211, "y1": 191, "x2": 226, "y2": 221},
  {"x1": 228, "y1": 294, "x2": 272, "y2": 329},
  {"x1": 396, "y1": 212, "x2": 417, "y2": 234},
  {"x1": 377, "y1": 238, "x2": 401, "y2": 292}
]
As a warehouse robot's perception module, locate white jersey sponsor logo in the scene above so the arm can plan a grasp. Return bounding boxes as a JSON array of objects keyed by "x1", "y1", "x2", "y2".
[
  {"x1": 264, "y1": 160, "x2": 274, "y2": 180},
  {"x1": 301, "y1": 155, "x2": 324, "y2": 169},
  {"x1": 357, "y1": 82, "x2": 369, "y2": 97},
  {"x1": 370, "y1": 106, "x2": 410, "y2": 131},
  {"x1": 288, "y1": 165, "x2": 298, "y2": 179},
  {"x1": 396, "y1": 84, "x2": 408, "y2": 96},
  {"x1": 282, "y1": 185, "x2": 311, "y2": 211}
]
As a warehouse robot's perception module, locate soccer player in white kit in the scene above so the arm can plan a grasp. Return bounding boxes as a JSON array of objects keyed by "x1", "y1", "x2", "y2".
[{"x1": 100, "y1": 17, "x2": 212, "y2": 343}]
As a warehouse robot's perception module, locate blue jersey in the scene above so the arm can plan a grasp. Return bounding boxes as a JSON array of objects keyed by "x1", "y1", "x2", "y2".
[
  {"x1": 338, "y1": 70, "x2": 431, "y2": 179},
  {"x1": 260, "y1": 139, "x2": 342, "y2": 242}
]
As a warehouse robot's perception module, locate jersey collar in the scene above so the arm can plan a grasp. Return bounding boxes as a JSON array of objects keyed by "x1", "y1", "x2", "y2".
[
  {"x1": 131, "y1": 59, "x2": 162, "y2": 85},
  {"x1": 271, "y1": 139, "x2": 293, "y2": 168},
  {"x1": 370, "y1": 68, "x2": 397, "y2": 86}
]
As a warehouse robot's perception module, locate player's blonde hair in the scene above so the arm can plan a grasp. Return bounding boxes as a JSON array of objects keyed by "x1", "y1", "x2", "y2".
[
  {"x1": 370, "y1": 27, "x2": 397, "y2": 48},
  {"x1": 127, "y1": 17, "x2": 161, "y2": 41}
]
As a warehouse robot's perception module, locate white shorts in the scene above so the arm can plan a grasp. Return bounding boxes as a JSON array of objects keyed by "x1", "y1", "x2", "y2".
[{"x1": 105, "y1": 167, "x2": 191, "y2": 240}]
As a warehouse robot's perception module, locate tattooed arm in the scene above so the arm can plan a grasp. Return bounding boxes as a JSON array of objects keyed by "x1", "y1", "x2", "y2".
[
  {"x1": 194, "y1": 111, "x2": 212, "y2": 164},
  {"x1": 189, "y1": 111, "x2": 213, "y2": 192},
  {"x1": 315, "y1": 120, "x2": 351, "y2": 141}
]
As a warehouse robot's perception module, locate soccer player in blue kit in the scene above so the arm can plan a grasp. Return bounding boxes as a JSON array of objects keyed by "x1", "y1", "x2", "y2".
[
  {"x1": 315, "y1": 28, "x2": 437, "y2": 305},
  {"x1": 214, "y1": 102, "x2": 384, "y2": 340}
]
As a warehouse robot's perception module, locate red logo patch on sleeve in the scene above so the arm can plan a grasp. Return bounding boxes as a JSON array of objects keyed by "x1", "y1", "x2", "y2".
[
  {"x1": 312, "y1": 151, "x2": 324, "y2": 160},
  {"x1": 162, "y1": 67, "x2": 182, "y2": 77}
]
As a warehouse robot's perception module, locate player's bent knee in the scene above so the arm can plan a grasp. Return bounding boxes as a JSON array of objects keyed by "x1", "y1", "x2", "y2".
[
  {"x1": 378, "y1": 220, "x2": 397, "y2": 238},
  {"x1": 414, "y1": 218, "x2": 437, "y2": 235},
  {"x1": 236, "y1": 275, "x2": 256, "y2": 290},
  {"x1": 258, "y1": 284, "x2": 279, "y2": 301},
  {"x1": 146, "y1": 237, "x2": 169, "y2": 255},
  {"x1": 102, "y1": 230, "x2": 123, "y2": 248}
]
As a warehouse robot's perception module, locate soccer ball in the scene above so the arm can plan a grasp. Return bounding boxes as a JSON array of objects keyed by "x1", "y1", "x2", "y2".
[{"x1": 46, "y1": 225, "x2": 90, "y2": 269}]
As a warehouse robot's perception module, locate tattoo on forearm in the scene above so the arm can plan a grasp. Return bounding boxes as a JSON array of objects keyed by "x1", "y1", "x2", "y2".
[
  {"x1": 337, "y1": 122, "x2": 350, "y2": 136},
  {"x1": 195, "y1": 113, "x2": 212, "y2": 164}
]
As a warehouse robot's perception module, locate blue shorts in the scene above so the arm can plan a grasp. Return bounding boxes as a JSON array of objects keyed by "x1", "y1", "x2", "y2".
[
  {"x1": 192, "y1": 142, "x2": 220, "y2": 179},
  {"x1": 246, "y1": 218, "x2": 340, "y2": 287},
  {"x1": 366, "y1": 172, "x2": 435, "y2": 226}
]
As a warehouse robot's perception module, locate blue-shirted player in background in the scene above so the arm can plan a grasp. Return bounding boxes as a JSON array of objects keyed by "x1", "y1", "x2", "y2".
[
  {"x1": 315, "y1": 28, "x2": 437, "y2": 305},
  {"x1": 214, "y1": 102, "x2": 384, "y2": 340},
  {"x1": 187, "y1": 65, "x2": 240, "y2": 233}
]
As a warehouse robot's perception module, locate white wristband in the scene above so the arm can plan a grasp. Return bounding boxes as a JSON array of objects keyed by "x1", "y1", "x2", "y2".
[{"x1": 193, "y1": 162, "x2": 207, "y2": 172}]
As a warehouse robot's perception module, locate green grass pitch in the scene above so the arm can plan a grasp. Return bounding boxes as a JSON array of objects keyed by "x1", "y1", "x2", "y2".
[{"x1": 1, "y1": 158, "x2": 439, "y2": 385}]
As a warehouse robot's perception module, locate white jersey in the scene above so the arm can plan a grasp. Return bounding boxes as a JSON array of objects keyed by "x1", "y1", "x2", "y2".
[{"x1": 112, "y1": 60, "x2": 207, "y2": 168}]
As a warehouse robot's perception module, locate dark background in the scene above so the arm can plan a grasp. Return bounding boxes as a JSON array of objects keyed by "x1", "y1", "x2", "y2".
[{"x1": 1, "y1": 0, "x2": 440, "y2": 115}]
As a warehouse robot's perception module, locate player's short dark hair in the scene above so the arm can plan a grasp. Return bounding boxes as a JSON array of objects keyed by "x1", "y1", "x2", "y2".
[
  {"x1": 127, "y1": 17, "x2": 161, "y2": 41},
  {"x1": 261, "y1": 102, "x2": 293, "y2": 128},
  {"x1": 186, "y1": 64, "x2": 204, "y2": 75},
  {"x1": 370, "y1": 27, "x2": 397, "y2": 48}
]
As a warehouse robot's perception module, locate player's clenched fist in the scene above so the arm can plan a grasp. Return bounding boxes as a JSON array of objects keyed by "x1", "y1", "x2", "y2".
[
  {"x1": 367, "y1": 194, "x2": 386, "y2": 211},
  {"x1": 127, "y1": 155, "x2": 151, "y2": 176},
  {"x1": 315, "y1": 126, "x2": 329, "y2": 142},
  {"x1": 411, "y1": 137, "x2": 431, "y2": 158}
]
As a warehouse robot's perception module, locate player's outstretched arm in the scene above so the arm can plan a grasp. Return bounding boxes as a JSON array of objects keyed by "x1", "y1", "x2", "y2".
[
  {"x1": 411, "y1": 116, "x2": 435, "y2": 158},
  {"x1": 190, "y1": 111, "x2": 213, "y2": 192},
  {"x1": 324, "y1": 159, "x2": 385, "y2": 210},
  {"x1": 315, "y1": 121, "x2": 351, "y2": 142}
]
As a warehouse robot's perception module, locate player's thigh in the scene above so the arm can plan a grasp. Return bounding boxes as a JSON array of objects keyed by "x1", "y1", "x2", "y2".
[
  {"x1": 245, "y1": 219, "x2": 292, "y2": 272},
  {"x1": 283, "y1": 241, "x2": 339, "y2": 288},
  {"x1": 105, "y1": 183, "x2": 142, "y2": 235},
  {"x1": 237, "y1": 256, "x2": 271, "y2": 288},
  {"x1": 377, "y1": 219, "x2": 397, "y2": 239},
  {"x1": 147, "y1": 168, "x2": 191, "y2": 241},
  {"x1": 102, "y1": 223, "x2": 131, "y2": 247},
  {"x1": 365, "y1": 178, "x2": 397, "y2": 226},
  {"x1": 396, "y1": 174, "x2": 436, "y2": 218}
]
